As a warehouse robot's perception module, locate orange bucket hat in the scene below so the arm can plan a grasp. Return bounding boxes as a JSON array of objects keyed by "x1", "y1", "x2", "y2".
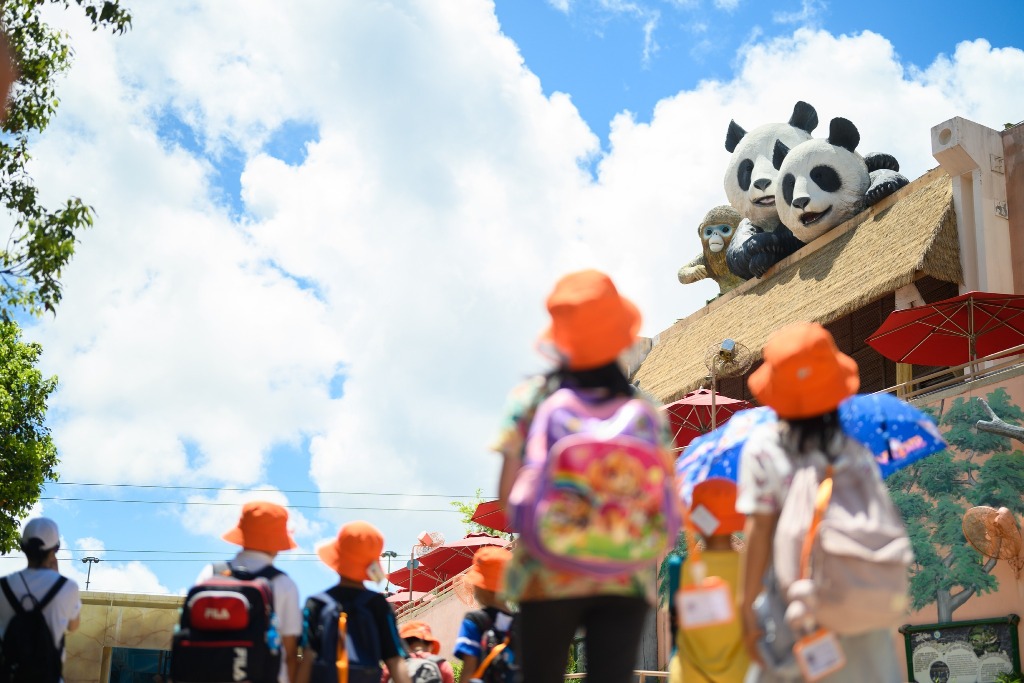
[
  {"x1": 222, "y1": 501, "x2": 297, "y2": 554},
  {"x1": 747, "y1": 321, "x2": 859, "y2": 419},
  {"x1": 540, "y1": 269, "x2": 642, "y2": 370},
  {"x1": 317, "y1": 521, "x2": 385, "y2": 582},
  {"x1": 463, "y1": 546, "x2": 511, "y2": 593},
  {"x1": 690, "y1": 477, "x2": 745, "y2": 536},
  {"x1": 398, "y1": 621, "x2": 442, "y2": 655}
]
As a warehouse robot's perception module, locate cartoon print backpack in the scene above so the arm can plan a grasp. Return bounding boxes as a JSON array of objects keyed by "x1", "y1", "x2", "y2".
[
  {"x1": 773, "y1": 446, "x2": 913, "y2": 635},
  {"x1": 307, "y1": 590, "x2": 382, "y2": 683},
  {"x1": 0, "y1": 575, "x2": 68, "y2": 683},
  {"x1": 508, "y1": 387, "x2": 680, "y2": 576},
  {"x1": 389, "y1": 655, "x2": 445, "y2": 683},
  {"x1": 464, "y1": 610, "x2": 517, "y2": 683},
  {"x1": 171, "y1": 562, "x2": 282, "y2": 683}
]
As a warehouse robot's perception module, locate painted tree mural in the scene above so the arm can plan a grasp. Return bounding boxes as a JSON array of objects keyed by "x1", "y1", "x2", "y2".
[{"x1": 887, "y1": 388, "x2": 1024, "y2": 622}]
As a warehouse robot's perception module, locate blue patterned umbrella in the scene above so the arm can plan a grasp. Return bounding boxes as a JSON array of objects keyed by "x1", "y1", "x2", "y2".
[{"x1": 675, "y1": 395, "x2": 946, "y2": 505}]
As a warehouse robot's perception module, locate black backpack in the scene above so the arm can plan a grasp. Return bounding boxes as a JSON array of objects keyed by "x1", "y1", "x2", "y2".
[
  {"x1": 307, "y1": 589, "x2": 382, "y2": 683},
  {"x1": 170, "y1": 562, "x2": 283, "y2": 683},
  {"x1": 0, "y1": 574, "x2": 68, "y2": 683},
  {"x1": 465, "y1": 610, "x2": 518, "y2": 683}
]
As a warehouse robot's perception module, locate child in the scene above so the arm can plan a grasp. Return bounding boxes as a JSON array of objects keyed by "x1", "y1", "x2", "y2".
[
  {"x1": 297, "y1": 521, "x2": 411, "y2": 683},
  {"x1": 384, "y1": 621, "x2": 454, "y2": 683},
  {"x1": 669, "y1": 477, "x2": 749, "y2": 683},
  {"x1": 453, "y1": 547, "x2": 515, "y2": 683}
]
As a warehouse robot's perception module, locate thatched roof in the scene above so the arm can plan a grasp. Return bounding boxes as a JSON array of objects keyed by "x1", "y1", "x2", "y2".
[{"x1": 635, "y1": 168, "x2": 963, "y2": 403}]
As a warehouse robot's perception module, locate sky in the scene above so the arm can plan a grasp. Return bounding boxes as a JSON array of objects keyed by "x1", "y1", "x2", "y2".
[{"x1": 2, "y1": 0, "x2": 1023, "y2": 597}]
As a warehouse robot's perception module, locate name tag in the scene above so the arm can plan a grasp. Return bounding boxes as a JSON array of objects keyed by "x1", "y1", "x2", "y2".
[
  {"x1": 676, "y1": 576, "x2": 735, "y2": 630},
  {"x1": 794, "y1": 629, "x2": 846, "y2": 682}
]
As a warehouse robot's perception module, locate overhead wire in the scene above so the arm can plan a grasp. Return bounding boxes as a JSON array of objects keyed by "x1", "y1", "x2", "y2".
[
  {"x1": 38, "y1": 497, "x2": 460, "y2": 511},
  {"x1": 48, "y1": 482, "x2": 481, "y2": 498}
]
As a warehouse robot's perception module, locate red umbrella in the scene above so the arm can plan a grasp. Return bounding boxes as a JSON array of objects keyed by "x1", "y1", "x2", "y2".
[
  {"x1": 416, "y1": 533, "x2": 509, "y2": 579},
  {"x1": 386, "y1": 566, "x2": 443, "y2": 592},
  {"x1": 662, "y1": 389, "x2": 754, "y2": 451},
  {"x1": 470, "y1": 500, "x2": 511, "y2": 534},
  {"x1": 386, "y1": 590, "x2": 430, "y2": 605},
  {"x1": 866, "y1": 291, "x2": 1024, "y2": 366}
]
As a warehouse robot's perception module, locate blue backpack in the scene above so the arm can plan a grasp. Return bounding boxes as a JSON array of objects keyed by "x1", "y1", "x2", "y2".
[{"x1": 306, "y1": 590, "x2": 382, "y2": 683}]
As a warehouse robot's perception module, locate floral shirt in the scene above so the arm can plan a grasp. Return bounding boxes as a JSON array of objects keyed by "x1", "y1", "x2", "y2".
[{"x1": 491, "y1": 375, "x2": 671, "y2": 604}]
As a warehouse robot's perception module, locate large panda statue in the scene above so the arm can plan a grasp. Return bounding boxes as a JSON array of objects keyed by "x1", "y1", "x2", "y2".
[
  {"x1": 723, "y1": 101, "x2": 817, "y2": 280},
  {"x1": 774, "y1": 117, "x2": 910, "y2": 243}
]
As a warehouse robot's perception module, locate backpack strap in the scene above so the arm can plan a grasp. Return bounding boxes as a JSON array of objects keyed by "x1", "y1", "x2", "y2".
[
  {"x1": 254, "y1": 565, "x2": 283, "y2": 581},
  {"x1": 35, "y1": 576, "x2": 68, "y2": 612},
  {"x1": 471, "y1": 639, "x2": 509, "y2": 679},
  {"x1": 799, "y1": 465, "x2": 835, "y2": 581},
  {"x1": 0, "y1": 577, "x2": 23, "y2": 616},
  {"x1": 465, "y1": 609, "x2": 493, "y2": 634},
  {"x1": 212, "y1": 561, "x2": 234, "y2": 577}
]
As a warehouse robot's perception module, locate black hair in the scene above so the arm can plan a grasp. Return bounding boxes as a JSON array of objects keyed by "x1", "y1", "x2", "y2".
[
  {"x1": 548, "y1": 361, "x2": 634, "y2": 398},
  {"x1": 21, "y1": 538, "x2": 55, "y2": 566},
  {"x1": 781, "y1": 409, "x2": 845, "y2": 460}
]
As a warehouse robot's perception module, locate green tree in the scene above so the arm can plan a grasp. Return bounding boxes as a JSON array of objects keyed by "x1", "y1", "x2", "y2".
[
  {"x1": 0, "y1": 321, "x2": 57, "y2": 552},
  {"x1": 450, "y1": 488, "x2": 513, "y2": 539},
  {"x1": 0, "y1": 1, "x2": 130, "y2": 318},
  {"x1": 887, "y1": 389, "x2": 1024, "y2": 622}
]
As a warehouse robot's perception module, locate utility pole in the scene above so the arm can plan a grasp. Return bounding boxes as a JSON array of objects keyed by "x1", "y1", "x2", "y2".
[{"x1": 81, "y1": 556, "x2": 101, "y2": 590}]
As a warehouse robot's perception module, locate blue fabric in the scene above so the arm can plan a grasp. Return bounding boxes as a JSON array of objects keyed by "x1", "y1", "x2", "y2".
[{"x1": 454, "y1": 617, "x2": 483, "y2": 659}]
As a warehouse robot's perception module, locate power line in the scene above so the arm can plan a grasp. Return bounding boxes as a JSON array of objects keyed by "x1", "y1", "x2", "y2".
[
  {"x1": 49, "y1": 482, "x2": 481, "y2": 498},
  {"x1": 39, "y1": 497, "x2": 459, "y2": 512}
]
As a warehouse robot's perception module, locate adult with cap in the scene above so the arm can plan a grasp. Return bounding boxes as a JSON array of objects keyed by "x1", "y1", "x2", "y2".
[
  {"x1": 0, "y1": 517, "x2": 81, "y2": 682},
  {"x1": 736, "y1": 321, "x2": 902, "y2": 682},
  {"x1": 296, "y1": 521, "x2": 410, "y2": 683},
  {"x1": 196, "y1": 501, "x2": 301, "y2": 683},
  {"x1": 383, "y1": 621, "x2": 454, "y2": 683},
  {"x1": 492, "y1": 269, "x2": 672, "y2": 683},
  {"x1": 453, "y1": 546, "x2": 514, "y2": 682},
  {"x1": 669, "y1": 478, "x2": 748, "y2": 683}
]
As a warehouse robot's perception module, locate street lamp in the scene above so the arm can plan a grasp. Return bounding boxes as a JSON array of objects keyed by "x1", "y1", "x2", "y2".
[
  {"x1": 381, "y1": 550, "x2": 398, "y2": 592},
  {"x1": 81, "y1": 556, "x2": 101, "y2": 590}
]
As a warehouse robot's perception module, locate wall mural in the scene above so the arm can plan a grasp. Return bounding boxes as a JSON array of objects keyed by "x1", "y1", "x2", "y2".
[{"x1": 680, "y1": 101, "x2": 909, "y2": 295}]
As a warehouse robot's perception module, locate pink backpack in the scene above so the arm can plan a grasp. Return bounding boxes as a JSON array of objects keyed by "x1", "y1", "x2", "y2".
[
  {"x1": 508, "y1": 388, "x2": 679, "y2": 576},
  {"x1": 773, "y1": 443, "x2": 913, "y2": 635}
]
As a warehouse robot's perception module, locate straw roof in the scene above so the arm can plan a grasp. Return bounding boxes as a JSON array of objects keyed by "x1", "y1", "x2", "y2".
[{"x1": 635, "y1": 169, "x2": 962, "y2": 403}]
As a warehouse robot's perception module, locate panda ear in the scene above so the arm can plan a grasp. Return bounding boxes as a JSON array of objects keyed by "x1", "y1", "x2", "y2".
[
  {"x1": 773, "y1": 140, "x2": 790, "y2": 170},
  {"x1": 725, "y1": 120, "x2": 747, "y2": 153},
  {"x1": 827, "y1": 117, "x2": 860, "y2": 153},
  {"x1": 789, "y1": 101, "x2": 818, "y2": 134}
]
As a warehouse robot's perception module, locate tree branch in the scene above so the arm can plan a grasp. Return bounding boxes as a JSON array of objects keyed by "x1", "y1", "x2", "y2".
[
  {"x1": 975, "y1": 397, "x2": 1024, "y2": 444},
  {"x1": 948, "y1": 555, "x2": 999, "y2": 611}
]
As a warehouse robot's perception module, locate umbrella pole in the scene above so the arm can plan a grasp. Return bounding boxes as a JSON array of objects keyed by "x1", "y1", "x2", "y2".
[{"x1": 711, "y1": 370, "x2": 718, "y2": 430}]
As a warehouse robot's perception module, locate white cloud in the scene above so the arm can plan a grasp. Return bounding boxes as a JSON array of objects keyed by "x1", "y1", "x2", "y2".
[
  {"x1": 175, "y1": 487, "x2": 324, "y2": 548},
  {"x1": 773, "y1": 0, "x2": 826, "y2": 25},
  {"x1": 714, "y1": 0, "x2": 741, "y2": 10},
  {"x1": 20, "y1": 1, "x2": 1024, "y2": 561}
]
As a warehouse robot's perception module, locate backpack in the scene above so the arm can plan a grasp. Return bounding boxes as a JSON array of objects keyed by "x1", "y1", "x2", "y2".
[
  {"x1": 508, "y1": 387, "x2": 679, "y2": 576},
  {"x1": 307, "y1": 590, "x2": 382, "y2": 683},
  {"x1": 464, "y1": 610, "x2": 517, "y2": 683},
  {"x1": 0, "y1": 574, "x2": 68, "y2": 683},
  {"x1": 389, "y1": 655, "x2": 445, "y2": 683},
  {"x1": 170, "y1": 561, "x2": 283, "y2": 683},
  {"x1": 773, "y1": 444, "x2": 913, "y2": 636}
]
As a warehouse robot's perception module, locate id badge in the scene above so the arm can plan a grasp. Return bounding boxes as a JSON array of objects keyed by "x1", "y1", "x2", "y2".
[
  {"x1": 676, "y1": 576, "x2": 735, "y2": 630},
  {"x1": 793, "y1": 629, "x2": 846, "y2": 682}
]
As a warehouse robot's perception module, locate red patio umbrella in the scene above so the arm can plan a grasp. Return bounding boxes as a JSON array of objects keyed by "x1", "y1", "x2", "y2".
[
  {"x1": 866, "y1": 291, "x2": 1024, "y2": 366},
  {"x1": 386, "y1": 566, "x2": 443, "y2": 592},
  {"x1": 470, "y1": 499, "x2": 511, "y2": 534},
  {"x1": 662, "y1": 388, "x2": 754, "y2": 451},
  {"x1": 386, "y1": 590, "x2": 430, "y2": 605},
  {"x1": 416, "y1": 533, "x2": 509, "y2": 580}
]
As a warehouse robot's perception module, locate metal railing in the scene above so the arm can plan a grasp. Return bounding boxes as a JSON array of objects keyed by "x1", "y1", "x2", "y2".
[
  {"x1": 564, "y1": 672, "x2": 668, "y2": 681},
  {"x1": 878, "y1": 343, "x2": 1024, "y2": 400}
]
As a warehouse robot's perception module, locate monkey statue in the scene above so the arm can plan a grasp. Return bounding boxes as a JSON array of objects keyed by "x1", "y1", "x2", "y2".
[{"x1": 678, "y1": 205, "x2": 746, "y2": 296}]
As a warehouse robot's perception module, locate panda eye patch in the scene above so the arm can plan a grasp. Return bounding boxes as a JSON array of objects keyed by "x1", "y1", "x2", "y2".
[
  {"x1": 782, "y1": 173, "x2": 795, "y2": 206},
  {"x1": 737, "y1": 159, "x2": 753, "y2": 191},
  {"x1": 810, "y1": 165, "x2": 841, "y2": 192}
]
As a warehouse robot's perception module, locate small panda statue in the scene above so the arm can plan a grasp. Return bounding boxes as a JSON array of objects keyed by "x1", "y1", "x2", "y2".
[
  {"x1": 774, "y1": 117, "x2": 910, "y2": 243},
  {"x1": 723, "y1": 101, "x2": 818, "y2": 280},
  {"x1": 678, "y1": 205, "x2": 746, "y2": 297}
]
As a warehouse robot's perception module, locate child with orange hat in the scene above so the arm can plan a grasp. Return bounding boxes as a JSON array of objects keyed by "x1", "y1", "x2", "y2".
[
  {"x1": 296, "y1": 522, "x2": 411, "y2": 683},
  {"x1": 453, "y1": 547, "x2": 514, "y2": 683},
  {"x1": 195, "y1": 501, "x2": 302, "y2": 683},
  {"x1": 736, "y1": 322, "x2": 902, "y2": 682},
  {"x1": 382, "y1": 621, "x2": 454, "y2": 683},
  {"x1": 669, "y1": 477, "x2": 748, "y2": 683},
  {"x1": 491, "y1": 270, "x2": 671, "y2": 683}
]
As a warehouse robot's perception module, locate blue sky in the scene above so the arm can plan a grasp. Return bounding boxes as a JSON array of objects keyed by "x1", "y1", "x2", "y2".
[{"x1": 3, "y1": 0, "x2": 1023, "y2": 598}]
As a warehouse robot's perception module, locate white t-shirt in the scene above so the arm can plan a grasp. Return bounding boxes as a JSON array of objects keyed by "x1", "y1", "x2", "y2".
[
  {"x1": 196, "y1": 550, "x2": 301, "y2": 683},
  {"x1": 736, "y1": 423, "x2": 877, "y2": 515},
  {"x1": 0, "y1": 567, "x2": 81, "y2": 653}
]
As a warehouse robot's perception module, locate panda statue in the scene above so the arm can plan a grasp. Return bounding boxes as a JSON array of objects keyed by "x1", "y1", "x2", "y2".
[
  {"x1": 723, "y1": 101, "x2": 818, "y2": 280},
  {"x1": 773, "y1": 116, "x2": 910, "y2": 244}
]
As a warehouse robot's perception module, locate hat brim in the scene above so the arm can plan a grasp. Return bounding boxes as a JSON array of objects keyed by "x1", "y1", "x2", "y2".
[
  {"x1": 222, "y1": 527, "x2": 298, "y2": 553},
  {"x1": 536, "y1": 295, "x2": 642, "y2": 370},
  {"x1": 749, "y1": 351, "x2": 859, "y2": 419},
  {"x1": 317, "y1": 541, "x2": 384, "y2": 582}
]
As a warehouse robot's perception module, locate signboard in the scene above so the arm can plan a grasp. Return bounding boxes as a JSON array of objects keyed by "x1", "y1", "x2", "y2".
[{"x1": 900, "y1": 615, "x2": 1021, "y2": 683}]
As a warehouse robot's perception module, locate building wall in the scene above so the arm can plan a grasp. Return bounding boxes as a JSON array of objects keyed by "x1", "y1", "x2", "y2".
[
  {"x1": 65, "y1": 592, "x2": 182, "y2": 683},
  {"x1": 1004, "y1": 123, "x2": 1024, "y2": 295}
]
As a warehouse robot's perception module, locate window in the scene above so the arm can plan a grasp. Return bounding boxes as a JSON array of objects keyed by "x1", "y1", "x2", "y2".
[{"x1": 108, "y1": 647, "x2": 171, "y2": 683}]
